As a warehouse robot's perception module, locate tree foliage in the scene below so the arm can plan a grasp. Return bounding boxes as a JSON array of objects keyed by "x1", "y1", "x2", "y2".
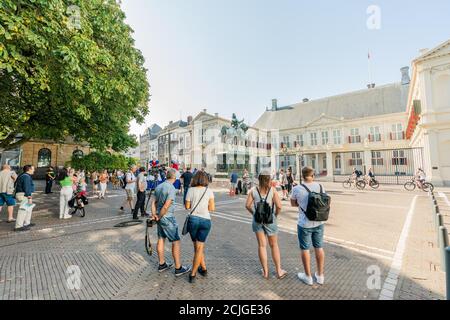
[
  {"x1": 0, "y1": 0, "x2": 149, "y2": 151},
  {"x1": 68, "y1": 151, "x2": 138, "y2": 172}
]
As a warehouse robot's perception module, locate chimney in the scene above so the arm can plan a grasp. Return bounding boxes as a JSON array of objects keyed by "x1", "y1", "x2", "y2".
[
  {"x1": 302, "y1": 98, "x2": 309, "y2": 103},
  {"x1": 214, "y1": 113, "x2": 219, "y2": 118},
  {"x1": 400, "y1": 66, "x2": 410, "y2": 85},
  {"x1": 203, "y1": 108, "x2": 207, "y2": 113},
  {"x1": 169, "y1": 121, "x2": 173, "y2": 125},
  {"x1": 187, "y1": 116, "x2": 193, "y2": 124},
  {"x1": 271, "y1": 99, "x2": 277, "y2": 111},
  {"x1": 367, "y1": 83, "x2": 376, "y2": 89},
  {"x1": 419, "y1": 48, "x2": 429, "y2": 55}
]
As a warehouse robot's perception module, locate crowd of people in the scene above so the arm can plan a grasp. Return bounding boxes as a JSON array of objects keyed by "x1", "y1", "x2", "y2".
[{"x1": 0, "y1": 159, "x2": 432, "y2": 286}]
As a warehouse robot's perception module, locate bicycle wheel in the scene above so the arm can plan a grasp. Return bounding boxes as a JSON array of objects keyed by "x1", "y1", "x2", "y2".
[
  {"x1": 343, "y1": 180, "x2": 352, "y2": 189},
  {"x1": 370, "y1": 180, "x2": 380, "y2": 189},
  {"x1": 422, "y1": 183, "x2": 434, "y2": 193},
  {"x1": 145, "y1": 224, "x2": 153, "y2": 256},
  {"x1": 80, "y1": 207, "x2": 86, "y2": 218},
  {"x1": 356, "y1": 180, "x2": 366, "y2": 190},
  {"x1": 404, "y1": 181, "x2": 415, "y2": 191}
]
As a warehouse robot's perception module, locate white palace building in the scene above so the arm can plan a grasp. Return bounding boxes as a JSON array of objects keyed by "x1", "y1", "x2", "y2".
[{"x1": 253, "y1": 39, "x2": 450, "y2": 186}]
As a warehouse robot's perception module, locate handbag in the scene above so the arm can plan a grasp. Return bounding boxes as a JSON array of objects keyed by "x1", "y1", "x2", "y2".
[{"x1": 182, "y1": 187, "x2": 209, "y2": 236}]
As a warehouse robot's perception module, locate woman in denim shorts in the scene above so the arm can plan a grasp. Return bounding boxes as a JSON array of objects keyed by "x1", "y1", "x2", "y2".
[
  {"x1": 185, "y1": 171, "x2": 215, "y2": 283},
  {"x1": 245, "y1": 169, "x2": 287, "y2": 280}
]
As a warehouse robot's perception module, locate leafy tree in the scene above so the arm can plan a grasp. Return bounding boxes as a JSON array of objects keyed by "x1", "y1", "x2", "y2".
[
  {"x1": 68, "y1": 151, "x2": 135, "y2": 171},
  {"x1": 0, "y1": 0, "x2": 149, "y2": 151}
]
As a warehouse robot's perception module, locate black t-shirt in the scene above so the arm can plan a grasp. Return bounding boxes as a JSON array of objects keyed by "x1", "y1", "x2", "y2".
[{"x1": 181, "y1": 171, "x2": 193, "y2": 187}]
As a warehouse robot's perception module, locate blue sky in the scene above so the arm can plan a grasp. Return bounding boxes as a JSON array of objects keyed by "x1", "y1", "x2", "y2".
[{"x1": 121, "y1": 0, "x2": 450, "y2": 136}]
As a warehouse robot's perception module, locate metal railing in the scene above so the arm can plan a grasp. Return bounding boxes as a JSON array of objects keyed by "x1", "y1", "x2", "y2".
[{"x1": 429, "y1": 191, "x2": 450, "y2": 300}]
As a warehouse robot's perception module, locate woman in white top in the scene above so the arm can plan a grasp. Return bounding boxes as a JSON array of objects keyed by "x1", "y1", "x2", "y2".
[
  {"x1": 185, "y1": 171, "x2": 215, "y2": 283},
  {"x1": 245, "y1": 169, "x2": 286, "y2": 280}
]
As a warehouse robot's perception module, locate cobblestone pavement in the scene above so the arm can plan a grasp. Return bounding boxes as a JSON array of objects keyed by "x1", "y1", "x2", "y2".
[{"x1": 0, "y1": 182, "x2": 447, "y2": 300}]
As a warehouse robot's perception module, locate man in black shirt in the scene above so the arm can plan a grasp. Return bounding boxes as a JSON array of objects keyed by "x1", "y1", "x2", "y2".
[
  {"x1": 45, "y1": 166, "x2": 56, "y2": 194},
  {"x1": 181, "y1": 167, "x2": 193, "y2": 205}
]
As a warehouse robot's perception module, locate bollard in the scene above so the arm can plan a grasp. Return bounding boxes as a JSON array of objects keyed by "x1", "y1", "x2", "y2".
[
  {"x1": 436, "y1": 214, "x2": 444, "y2": 247},
  {"x1": 446, "y1": 247, "x2": 450, "y2": 300},
  {"x1": 438, "y1": 227, "x2": 449, "y2": 268}
]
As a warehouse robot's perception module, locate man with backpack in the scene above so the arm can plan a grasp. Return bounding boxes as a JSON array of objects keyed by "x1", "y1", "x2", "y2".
[
  {"x1": 119, "y1": 165, "x2": 137, "y2": 214},
  {"x1": 291, "y1": 166, "x2": 330, "y2": 286}
]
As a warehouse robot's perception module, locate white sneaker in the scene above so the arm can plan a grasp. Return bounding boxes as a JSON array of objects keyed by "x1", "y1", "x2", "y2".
[
  {"x1": 64, "y1": 214, "x2": 72, "y2": 219},
  {"x1": 314, "y1": 272, "x2": 324, "y2": 285},
  {"x1": 297, "y1": 273, "x2": 313, "y2": 285}
]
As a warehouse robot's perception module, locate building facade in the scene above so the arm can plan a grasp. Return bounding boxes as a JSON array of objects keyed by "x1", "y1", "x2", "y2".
[
  {"x1": 406, "y1": 40, "x2": 450, "y2": 186},
  {"x1": 253, "y1": 39, "x2": 450, "y2": 186},
  {"x1": 139, "y1": 124, "x2": 161, "y2": 166}
]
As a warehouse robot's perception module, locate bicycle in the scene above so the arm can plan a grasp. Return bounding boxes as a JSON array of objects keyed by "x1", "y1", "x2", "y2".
[
  {"x1": 404, "y1": 178, "x2": 434, "y2": 192},
  {"x1": 342, "y1": 177, "x2": 366, "y2": 190},
  {"x1": 358, "y1": 176, "x2": 380, "y2": 190}
]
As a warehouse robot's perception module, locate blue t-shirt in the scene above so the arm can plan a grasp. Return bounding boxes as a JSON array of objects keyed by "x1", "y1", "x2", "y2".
[
  {"x1": 154, "y1": 181, "x2": 176, "y2": 217},
  {"x1": 230, "y1": 173, "x2": 238, "y2": 183}
]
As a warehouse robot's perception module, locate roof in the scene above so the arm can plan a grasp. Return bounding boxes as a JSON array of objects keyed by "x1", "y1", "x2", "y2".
[{"x1": 253, "y1": 82, "x2": 409, "y2": 131}]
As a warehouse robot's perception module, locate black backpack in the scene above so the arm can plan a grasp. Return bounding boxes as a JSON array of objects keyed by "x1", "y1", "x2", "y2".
[
  {"x1": 122, "y1": 172, "x2": 128, "y2": 189},
  {"x1": 254, "y1": 187, "x2": 274, "y2": 224},
  {"x1": 300, "y1": 184, "x2": 330, "y2": 222}
]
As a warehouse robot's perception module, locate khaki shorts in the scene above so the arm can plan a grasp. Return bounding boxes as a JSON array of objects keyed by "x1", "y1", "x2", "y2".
[{"x1": 125, "y1": 189, "x2": 135, "y2": 200}]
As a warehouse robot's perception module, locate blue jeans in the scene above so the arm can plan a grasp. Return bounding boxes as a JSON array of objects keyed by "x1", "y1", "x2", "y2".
[
  {"x1": 188, "y1": 215, "x2": 212, "y2": 242},
  {"x1": 183, "y1": 186, "x2": 190, "y2": 205},
  {"x1": 297, "y1": 224, "x2": 324, "y2": 250},
  {"x1": 157, "y1": 215, "x2": 180, "y2": 242}
]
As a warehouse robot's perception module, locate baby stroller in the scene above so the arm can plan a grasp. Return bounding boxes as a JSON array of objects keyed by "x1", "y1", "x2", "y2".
[{"x1": 68, "y1": 187, "x2": 88, "y2": 217}]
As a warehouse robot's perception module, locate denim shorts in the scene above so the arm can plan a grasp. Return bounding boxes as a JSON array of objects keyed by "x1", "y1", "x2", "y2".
[
  {"x1": 157, "y1": 215, "x2": 180, "y2": 242},
  {"x1": 297, "y1": 224, "x2": 324, "y2": 250},
  {"x1": 252, "y1": 214, "x2": 278, "y2": 236},
  {"x1": 188, "y1": 215, "x2": 212, "y2": 243},
  {"x1": 0, "y1": 193, "x2": 16, "y2": 206}
]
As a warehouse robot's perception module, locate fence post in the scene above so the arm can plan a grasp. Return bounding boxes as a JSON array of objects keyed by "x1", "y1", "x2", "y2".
[
  {"x1": 439, "y1": 226, "x2": 449, "y2": 269},
  {"x1": 446, "y1": 247, "x2": 450, "y2": 300},
  {"x1": 436, "y1": 214, "x2": 444, "y2": 246}
]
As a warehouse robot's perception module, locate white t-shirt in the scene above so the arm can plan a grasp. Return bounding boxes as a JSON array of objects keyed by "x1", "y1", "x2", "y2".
[
  {"x1": 125, "y1": 172, "x2": 137, "y2": 191},
  {"x1": 186, "y1": 187, "x2": 214, "y2": 220},
  {"x1": 291, "y1": 182, "x2": 325, "y2": 229}
]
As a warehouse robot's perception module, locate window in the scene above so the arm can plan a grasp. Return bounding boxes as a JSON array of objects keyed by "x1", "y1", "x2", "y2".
[
  {"x1": 72, "y1": 149, "x2": 84, "y2": 159},
  {"x1": 321, "y1": 131, "x2": 329, "y2": 145},
  {"x1": 37, "y1": 148, "x2": 51, "y2": 167},
  {"x1": 333, "y1": 129, "x2": 341, "y2": 145},
  {"x1": 310, "y1": 132, "x2": 317, "y2": 146},
  {"x1": 349, "y1": 152, "x2": 363, "y2": 166},
  {"x1": 297, "y1": 134, "x2": 304, "y2": 147},
  {"x1": 369, "y1": 126, "x2": 382, "y2": 142},
  {"x1": 323, "y1": 157, "x2": 327, "y2": 169},
  {"x1": 371, "y1": 151, "x2": 383, "y2": 165},
  {"x1": 391, "y1": 124, "x2": 404, "y2": 140},
  {"x1": 392, "y1": 150, "x2": 407, "y2": 165},
  {"x1": 282, "y1": 136, "x2": 290, "y2": 148},
  {"x1": 349, "y1": 128, "x2": 361, "y2": 143},
  {"x1": 334, "y1": 155, "x2": 342, "y2": 170}
]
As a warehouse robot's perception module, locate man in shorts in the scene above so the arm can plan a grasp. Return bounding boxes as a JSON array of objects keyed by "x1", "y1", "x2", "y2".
[
  {"x1": 291, "y1": 166, "x2": 326, "y2": 286},
  {"x1": 120, "y1": 165, "x2": 137, "y2": 215},
  {"x1": 0, "y1": 164, "x2": 17, "y2": 223},
  {"x1": 151, "y1": 168, "x2": 191, "y2": 277}
]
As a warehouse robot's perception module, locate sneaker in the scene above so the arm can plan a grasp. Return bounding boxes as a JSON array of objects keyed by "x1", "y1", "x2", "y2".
[
  {"x1": 175, "y1": 265, "x2": 191, "y2": 277},
  {"x1": 119, "y1": 207, "x2": 124, "y2": 211},
  {"x1": 297, "y1": 273, "x2": 313, "y2": 286},
  {"x1": 158, "y1": 262, "x2": 173, "y2": 273},
  {"x1": 25, "y1": 223, "x2": 36, "y2": 228},
  {"x1": 198, "y1": 267, "x2": 208, "y2": 277},
  {"x1": 14, "y1": 226, "x2": 30, "y2": 232},
  {"x1": 314, "y1": 272, "x2": 324, "y2": 285},
  {"x1": 189, "y1": 274, "x2": 196, "y2": 283},
  {"x1": 64, "y1": 214, "x2": 72, "y2": 219}
]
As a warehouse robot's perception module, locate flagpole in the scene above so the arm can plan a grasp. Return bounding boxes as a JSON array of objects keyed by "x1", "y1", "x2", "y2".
[{"x1": 368, "y1": 50, "x2": 372, "y2": 86}]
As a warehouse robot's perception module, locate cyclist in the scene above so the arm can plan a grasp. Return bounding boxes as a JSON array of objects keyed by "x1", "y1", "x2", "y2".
[
  {"x1": 415, "y1": 168, "x2": 426, "y2": 189},
  {"x1": 352, "y1": 168, "x2": 363, "y2": 182},
  {"x1": 366, "y1": 168, "x2": 376, "y2": 184}
]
